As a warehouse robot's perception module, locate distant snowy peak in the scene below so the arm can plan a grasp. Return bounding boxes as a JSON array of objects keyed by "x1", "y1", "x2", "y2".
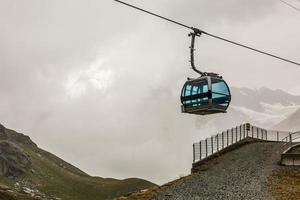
[
  {"x1": 230, "y1": 87, "x2": 300, "y2": 112},
  {"x1": 195, "y1": 87, "x2": 300, "y2": 133},
  {"x1": 230, "y1": 87, "x2": 300, "y2": 128}
]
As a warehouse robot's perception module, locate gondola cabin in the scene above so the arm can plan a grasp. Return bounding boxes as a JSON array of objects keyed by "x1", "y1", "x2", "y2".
[{"x1": 180, "y1": 73, "x2": 231, "y2": 115}]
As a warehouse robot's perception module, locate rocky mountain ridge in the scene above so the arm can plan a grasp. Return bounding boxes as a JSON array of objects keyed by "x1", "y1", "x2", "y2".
[{"x1": 0, "y1": 123, "x2": 155, "y2": 200}]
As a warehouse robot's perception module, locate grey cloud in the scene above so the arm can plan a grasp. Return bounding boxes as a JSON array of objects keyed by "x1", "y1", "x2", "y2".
[{"x1": 0, "y1": 0, "x2": 300, "y2": 184}]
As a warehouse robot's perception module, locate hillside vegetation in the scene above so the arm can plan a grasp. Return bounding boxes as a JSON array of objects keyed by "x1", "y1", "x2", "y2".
[
  {"x1": 269, "y1": 168, "x2": 300, "y2": 200},
  {"x1": 0, "y1": 124, "x2": 155, "y2": 200}
]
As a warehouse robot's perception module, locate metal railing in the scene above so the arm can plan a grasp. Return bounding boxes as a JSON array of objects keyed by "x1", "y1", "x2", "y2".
[
  {"x1": 193, "y1": 123, "x2": 292, "y2": 163},
  {"x1": 281, "y1": 131, "x2": 300, "y2": 147}
]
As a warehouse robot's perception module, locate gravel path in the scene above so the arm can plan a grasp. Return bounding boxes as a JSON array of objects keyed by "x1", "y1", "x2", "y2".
[{"x1": 152, "y1": 142, "x2": 285, "y2": 200}]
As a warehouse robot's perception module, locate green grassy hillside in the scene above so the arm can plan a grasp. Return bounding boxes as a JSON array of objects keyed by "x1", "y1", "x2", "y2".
[{"x1": 0, "y1": 124, "x2": 155, "y2": 200}]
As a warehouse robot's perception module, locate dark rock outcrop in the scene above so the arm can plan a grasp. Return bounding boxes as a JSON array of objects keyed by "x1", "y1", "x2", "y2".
[
  {"x1": 0, "y1": 141, "x2": 31, "y2": 177},
  {"x1": 0, "y1": 124, "x2": 32, "y2": 177}
]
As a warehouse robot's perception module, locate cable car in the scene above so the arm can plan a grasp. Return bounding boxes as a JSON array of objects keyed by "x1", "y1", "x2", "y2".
[
  {"x1": 180, "y1": 30, "x2": 231, "y2": 115},
  {"x1": 115, "y1": 0, "x2": 300, "y2": 117},
  {"x1": 180, "y1": 73, "x2": 231, "y2": 115}
]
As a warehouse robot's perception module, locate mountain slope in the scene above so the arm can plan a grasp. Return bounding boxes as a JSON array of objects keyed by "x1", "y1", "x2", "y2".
[
  {"x1": 0, "y1": 124, "x2": 155, "y2": 200},
  {"x1": 273, "y1": 108, "x2": 300, "y2": 132}
]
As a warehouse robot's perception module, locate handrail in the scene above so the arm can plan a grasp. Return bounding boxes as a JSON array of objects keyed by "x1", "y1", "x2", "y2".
[
  {"x1": 193, "y1": 123, "x2": 296, "y2": 163},
  {"x1": 281, "y1": 131, "x2": 300, "y2": 147}
]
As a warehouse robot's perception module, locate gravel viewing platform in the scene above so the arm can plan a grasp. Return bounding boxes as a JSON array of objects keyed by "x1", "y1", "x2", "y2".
[{"x1": 152, "y1": 142, "x2": 286, "y2": 200}]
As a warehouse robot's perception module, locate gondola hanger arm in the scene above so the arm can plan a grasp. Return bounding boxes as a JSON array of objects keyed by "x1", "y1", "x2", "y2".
[{"x1": 189, "y1": 30, "x2": 204, "y2": 76}]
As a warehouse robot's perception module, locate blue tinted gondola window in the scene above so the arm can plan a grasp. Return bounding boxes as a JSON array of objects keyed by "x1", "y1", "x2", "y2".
[
  {"x1": 211, "y1": 78, "x2": 230, "y2": 106},
  {"x1": 182, "y1": 79, "x2": 209, "y2": 107}
]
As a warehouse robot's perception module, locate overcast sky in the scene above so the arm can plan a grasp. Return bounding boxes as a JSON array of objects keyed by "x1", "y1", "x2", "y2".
[{"x1": 0, "y1": 0, "x2": 300, "y2": 184}]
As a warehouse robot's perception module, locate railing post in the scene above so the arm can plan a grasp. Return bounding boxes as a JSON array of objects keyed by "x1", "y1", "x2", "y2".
[
  {"x1": 277, "y1": 131, "x2": 279, "y2": 142},
  {"x1": 222, "y1": 132, "x2": 224, "y2": 149},
  {"x1": 265, "y1": 130, "x2": 268, "y2": 140},
  {"x1": 236, "y1": 127, "x2": 238, "y2": 142},
  {"x1": 289, "y1": 133, "x2": 292, "y2": 146},
  {"x1": 239, "y1": 125, "x2": 242, "y2": 141},
  {"x1": 231, "y1": 128, "x2": 234, "y2": 144},
  {"x1": 252, "y1": 126, "x2": 254, "y2": 138},
  {"x1": 227, "y1": 130, "x2": 229, "y2": 146},
  {"x1": 257, "y1": 127, "x2": 259, "y2": 138},
  {"x1": 247, "y1": 124, "x2": 249, "y2": 137},
  {"x1": 205, "y1": 139, "x2": 208, "y2": 157},
  {"x1": 261, "y1": 129, "x2": 263, "y2": 140},
  {"x1": 193, "y1": 144, "x2": 195, "y2": 163},
  {"x1": 243, "y1": 124, "x2": 246, "y2": 138},
  {"x1": 217, "y1": 135, "x2": 219, "y2": 152},
  {"x1": 199, "y1": 141, "x2": 202, "y2": 160},
  {"x1": 211, "y1": 136, "x2": 214, "y2": 154}
]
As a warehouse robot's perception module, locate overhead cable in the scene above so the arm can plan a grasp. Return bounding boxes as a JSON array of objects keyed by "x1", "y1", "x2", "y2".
[
  {"x1": 114, "y1": 0, "x2": 300, "y2": 66},
  {"x1": 279, "y1": 0, "x2": 300, "y2": 12}
]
